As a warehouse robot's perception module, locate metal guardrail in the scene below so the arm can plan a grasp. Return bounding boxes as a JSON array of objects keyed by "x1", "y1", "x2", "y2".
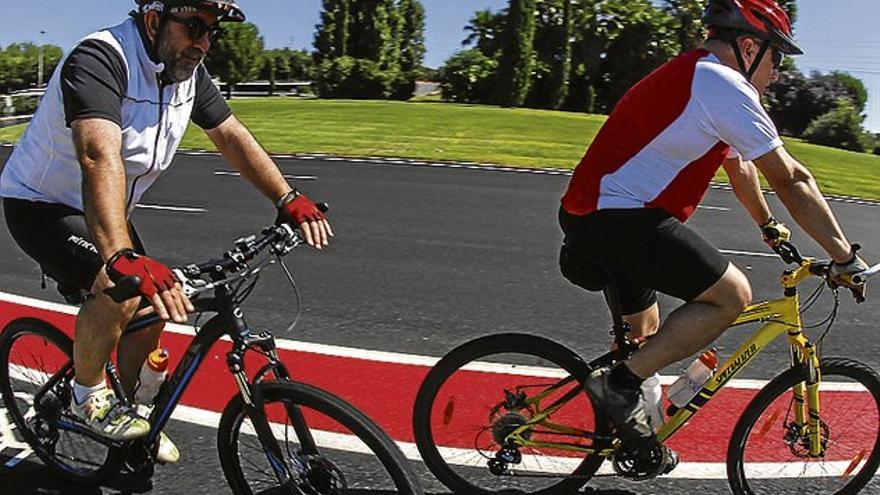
[{"x1": 0, "y1": 115, "x2": 32, "y2": 129}]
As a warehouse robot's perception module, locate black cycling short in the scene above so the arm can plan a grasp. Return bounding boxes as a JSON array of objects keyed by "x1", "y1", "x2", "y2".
[
  {"x1": 558, "y1": 206, "x2": 729, "y2": 315},
  {"x1": 4, "y1": 198, "x2": 146, "y2": 304}
]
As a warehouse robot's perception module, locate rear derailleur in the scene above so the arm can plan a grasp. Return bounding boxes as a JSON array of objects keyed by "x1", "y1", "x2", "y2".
[{"x1": 488, "y1": 443, "x2": 522, "y2": 476}]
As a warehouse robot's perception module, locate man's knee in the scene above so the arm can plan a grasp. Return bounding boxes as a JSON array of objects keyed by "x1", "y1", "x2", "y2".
[
  {"x1": 624, "y1": 303, "x2": 660, "y2": 337},
  {"x1": 82, "y1": 270, "x2": 142, "y2": 328},
  {"x1": 696, "y1": 264, "x2": 752, "y2": 316}
]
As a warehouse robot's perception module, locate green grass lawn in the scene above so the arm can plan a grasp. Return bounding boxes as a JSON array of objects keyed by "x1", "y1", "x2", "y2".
[{"x1": 2, "y1": 98, "x2": 878, "y2": 198}]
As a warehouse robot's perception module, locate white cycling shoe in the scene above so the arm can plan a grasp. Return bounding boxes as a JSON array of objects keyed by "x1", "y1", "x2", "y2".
[
  {"x1": 70, "y1": 388, "x2": 151, "y2": 441},
  {"x1": 135, "y1": 404, "x2": 180, "y2": 464},
  {"x1": 156, "y1": 431, "x2": 180, "y2": 464}
]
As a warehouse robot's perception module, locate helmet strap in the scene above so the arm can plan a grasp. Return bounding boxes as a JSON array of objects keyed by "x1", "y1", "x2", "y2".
[{"x1": 730, "y1": 38, "x2": 771, "y2": 82}]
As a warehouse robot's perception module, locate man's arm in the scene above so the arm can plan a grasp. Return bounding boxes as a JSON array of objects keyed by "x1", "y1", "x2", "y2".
[
  {"x1": 722, "y1": 155, "x2": 772, "y2": 225},
  {"x1": 752, "y1": 146, "x2": 852, "y2": 263},
  {"x1": 205, "y1": 115, "x2": 332, "y2": 248},
  {"x1": 72, "y1": 118, "x2": 133, "y2": 260},
  {"x1": 72, "y1": 118, "x2": 191, "y2": 321}
]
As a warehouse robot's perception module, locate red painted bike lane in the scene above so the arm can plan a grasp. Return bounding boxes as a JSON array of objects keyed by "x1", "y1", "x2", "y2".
[{"x1": 2, "y1": 296, "x2": 875, "y2": 464}]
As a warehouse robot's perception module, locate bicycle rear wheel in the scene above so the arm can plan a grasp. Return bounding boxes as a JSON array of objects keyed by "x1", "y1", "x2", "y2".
[
  {"x1": 727, "y1": 357, "x2": 880, "y2": 495},
  {"x1": 0, "y1": 318, "x2": 117, "y2": 482},
  {"x1": 218, "y1": 380, "x2": 423, "y2": 495},
  {"x1": 412, "y1": 333, "x2": 610, "y2": 495}
]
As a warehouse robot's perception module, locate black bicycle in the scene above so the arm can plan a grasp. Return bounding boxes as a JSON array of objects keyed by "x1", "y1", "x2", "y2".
[{"x1": 0, "y1": 222, "x2": 423, "y2": 494}]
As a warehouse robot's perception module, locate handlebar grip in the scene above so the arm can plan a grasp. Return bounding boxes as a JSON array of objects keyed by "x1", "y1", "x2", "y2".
[
  {"x1": 852, "y1": 264, "x2": 880, "y2": 285},
  {"x1": 317, "y1": 202, "x2": 329, "y2": 213},
  {"x1": 103, "y1": 276, "x2": 142, "y2": 303}
]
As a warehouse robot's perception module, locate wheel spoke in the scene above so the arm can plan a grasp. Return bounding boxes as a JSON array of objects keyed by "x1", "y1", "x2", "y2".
[
  {"x1": 413, "y1": 334, "x2": 608, "y2": 494},
  {"x1": 220, "y1": 382, "x2": 418, "y2": 494},
  {"x1": 731, "y1": 359, "x2": 880, "y2": 495},
  {"x1": 0, "y1": 323, "x2": 112, "y2": 482}
]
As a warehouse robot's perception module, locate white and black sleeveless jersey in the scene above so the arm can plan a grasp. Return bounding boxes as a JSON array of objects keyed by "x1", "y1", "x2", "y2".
[{"x1": 0, "y1": 18, "x2": 231, "y2": 214}]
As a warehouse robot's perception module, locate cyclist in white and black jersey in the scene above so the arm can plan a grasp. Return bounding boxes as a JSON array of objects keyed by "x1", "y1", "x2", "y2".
[
  {"x1": 558, "y1": 0, "x2": 870, "y2": 462},
  {"x1": 1, "y1": 0, "x2": 332, "y2": 460}
]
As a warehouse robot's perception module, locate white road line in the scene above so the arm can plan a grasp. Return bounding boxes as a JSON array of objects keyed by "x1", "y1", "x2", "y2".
[
  {"x1": 135, "y1": 204, "x2": 207, "y2": 213},
  {"x1": 0, "y1": 291, "x2": 867, "y2": 392},
  {"x1": 720, "y1": 249, "x2": 779, "y2": 258},
  {"x1": 5, "y1": 369, "x2": 861, "y2": 481},
  {"x1": 5, "y1": 367, "x2": 860, "y2": 479},
  {"x1": 213, "y1": 170, "x2": 316, "y2": 181},
  {"x1": 697, "y1": 205, "x2": 731, "y2": 211}
]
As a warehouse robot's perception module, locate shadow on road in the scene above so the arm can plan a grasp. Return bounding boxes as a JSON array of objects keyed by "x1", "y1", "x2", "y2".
[
  {"x1": 3, "y1": 458, "x2": 638, "y2": 495},
  {"x1": 2, "y1": 459, "x2": 155, "y2": 495}
]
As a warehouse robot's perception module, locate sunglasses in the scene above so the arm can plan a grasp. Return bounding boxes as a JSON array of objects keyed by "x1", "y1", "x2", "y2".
[
  {"x1": 165, "y1": 14, "x2": 224, "y2": 42},
  {"x1": 771, "y1": 49, "x2": 784, "y2": 69}
]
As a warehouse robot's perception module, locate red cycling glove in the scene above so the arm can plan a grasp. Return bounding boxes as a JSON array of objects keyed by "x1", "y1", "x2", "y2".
[
  {"x1": 276, "y1": 190, "x2": 325, "y2": 225},
  {"x1": 106, "y1": 249, "x2": 177, "y2": 299}
]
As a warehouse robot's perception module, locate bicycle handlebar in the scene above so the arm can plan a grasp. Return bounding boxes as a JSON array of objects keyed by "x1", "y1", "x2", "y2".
[
  {"x1": 852, "y1": 264, "x2": 880, "y2": 285},
  {"x1": 104, "y1": 202, "x2": 329, "y2": 303},
  {"x1": 775, "y1": 240, "x2": 880, "y2": 287},
  {"x1": 104, "y1": 223, "x2": 304, "y2": 303}
]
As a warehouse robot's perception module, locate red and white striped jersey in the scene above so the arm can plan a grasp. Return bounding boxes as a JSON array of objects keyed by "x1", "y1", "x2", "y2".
[{"x1": 561, "y1": 49, "x2": 783, "y2": 222}]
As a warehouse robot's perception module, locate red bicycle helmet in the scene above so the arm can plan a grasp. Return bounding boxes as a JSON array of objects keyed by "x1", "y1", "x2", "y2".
[
  {"x1": 135, "y1": 0, "x2": 245, "y2": 22},
  {"x1": 703, "y1": 0, "x2": 802, "y2": 55}
]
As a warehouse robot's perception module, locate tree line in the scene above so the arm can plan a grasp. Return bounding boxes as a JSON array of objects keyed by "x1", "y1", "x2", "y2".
[
  {"x1": 442, "y1": 0, "x2": 877, "y2": 153},
  {"x1": 312, "y1": 0, "x2": 426, "y2": 99},
  {"x1": 3, "y1": 1, "x2": 877, "y2": 154},
  {"x1": 0, "y1": 43, "x2": 63, "y2": 94},
  {"x1": 203, "y1": 0, "x2": 427, "y2": 101}
]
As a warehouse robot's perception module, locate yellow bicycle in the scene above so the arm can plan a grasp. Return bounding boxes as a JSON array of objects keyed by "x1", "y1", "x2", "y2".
[{"x1": 413, "y1": 243, "x2": 880, "y2": 495}]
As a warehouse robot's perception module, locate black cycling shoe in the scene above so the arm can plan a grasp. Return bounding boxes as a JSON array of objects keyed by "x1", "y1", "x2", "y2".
[{"x1": 584, "y1": 366, "x2": 655, "y2": 446}]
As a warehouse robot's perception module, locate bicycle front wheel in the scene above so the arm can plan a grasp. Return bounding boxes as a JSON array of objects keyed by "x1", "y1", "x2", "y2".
[
  {"x1": 412, "y1": 333, "x2": 610, "y2": 495},
  {"x1": 0, "y1": 318, "x2": 117, "y2": 482},
  {"x1": 727, "y1": 357, "x2": 880, "y2": 495},
  {"x1": 218, "y1": 380, "x2": 423, "y2": 495}
]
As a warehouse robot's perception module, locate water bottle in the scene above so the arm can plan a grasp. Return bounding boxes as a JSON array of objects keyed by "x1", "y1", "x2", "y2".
[
  {"x1": 134, "y1": 348, "x2": 169, "y2": 406},
  {"x1": 667, "y1": 348, "x2": 718, "y2": 409}
]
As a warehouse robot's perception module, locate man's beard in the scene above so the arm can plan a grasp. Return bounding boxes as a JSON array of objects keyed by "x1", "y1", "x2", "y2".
[{"x1": 157, "y1": 36, "x2": 205, "y2": 83}]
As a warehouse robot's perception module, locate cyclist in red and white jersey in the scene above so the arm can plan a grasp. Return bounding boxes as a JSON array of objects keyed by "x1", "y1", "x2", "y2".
[{"x1": 559, "y1": 0, "x2": 870, "y2": 457}]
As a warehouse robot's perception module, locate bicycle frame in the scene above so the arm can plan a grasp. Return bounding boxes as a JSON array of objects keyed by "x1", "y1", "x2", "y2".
[
  {"x1": 508, "y1": 260, "x2": 827, "y2": 458},
  {"x1": 45, "y1": 283, "x2": 316, "y2": 486}
]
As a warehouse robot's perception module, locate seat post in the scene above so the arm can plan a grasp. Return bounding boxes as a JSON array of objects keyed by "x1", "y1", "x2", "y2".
[{"x1": 602, "y1": 274, "x2": 632, "y2": 352}]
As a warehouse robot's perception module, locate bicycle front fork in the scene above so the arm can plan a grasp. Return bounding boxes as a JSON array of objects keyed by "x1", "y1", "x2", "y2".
[
  {"x1": 227, "y1": 332, "x2": 319, "y2": 494},
  {"x1": 790, "y1": 342, "x2": 825, "y2": 457}
]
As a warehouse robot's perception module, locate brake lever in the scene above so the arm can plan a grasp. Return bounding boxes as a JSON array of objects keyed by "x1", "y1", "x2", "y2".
[
  {"x1": 774, "y1": 241, "x2": 803, "y2": 265},
  {"x1": 172, "y1": 268, "x2": 208, "y2": 299}
]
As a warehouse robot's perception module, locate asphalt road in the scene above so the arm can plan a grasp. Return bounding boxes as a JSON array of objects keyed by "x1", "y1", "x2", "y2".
[{"x1": 1, "y1": 146, "x2": 879, "y2": 494}]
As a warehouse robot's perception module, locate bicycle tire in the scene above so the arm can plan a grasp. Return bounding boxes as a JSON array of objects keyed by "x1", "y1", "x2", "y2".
[
  {"x1": 412, "y1": 333, "x2": 610, "y2": 495},
  {"x1": 727, "y1": 357, "x2": 880, "y2": 495},
  {"x1": 0, "y1": 318, "x2": 120, "y2": 483},
  {"x1": 217, "y1": 380, "x2": 423, "y2": 495}
]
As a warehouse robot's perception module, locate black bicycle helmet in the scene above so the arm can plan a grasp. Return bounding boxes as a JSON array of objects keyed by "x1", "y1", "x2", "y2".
[{"x1": 135, "y1": 0, "x2": 245, "y2": 22}]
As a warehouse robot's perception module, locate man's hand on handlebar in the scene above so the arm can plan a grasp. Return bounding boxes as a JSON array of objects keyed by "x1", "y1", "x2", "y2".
[
  {"x1": 830, "y1": 244, "x2": 870, "y2": 304},
  {"x1": 275, "y1": 189, "x2": 333, "y2": 249},
  {"x1": 760, "y1": 217, "x2": 791, "y2": 249},
  {"x1": 105, "y1": 249, "x2": 194, "y2": 322}
]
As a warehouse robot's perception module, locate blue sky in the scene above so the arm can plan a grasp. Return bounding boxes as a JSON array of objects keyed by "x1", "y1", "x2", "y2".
[{"x1": 3, "y1": 1, "x2": 880, "y2": 130}]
